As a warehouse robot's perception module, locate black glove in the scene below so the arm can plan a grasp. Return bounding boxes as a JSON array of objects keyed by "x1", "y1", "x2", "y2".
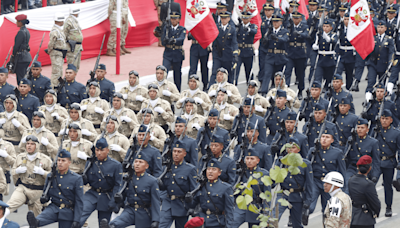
[
  {"x1": 371, "y1": 177, "x2": 378, "y2": 183},
  {"x1": 233, "y1": 54, "x2": 239, "y2": 63},
  {"x1": 360, "y1": 112, "x2": 368, "y2": 119},
  {"x1": 40, "y1": 195, "x2": 50, "y2": 204},
  {"x1": 271, "y1": 143, "x2": 280, "y2": 155},
  {"x1": 70, "y1": 221, "x2": 80, "y2": 228},
  {"x1": 294, "y1": 30, "x2": 301, "y2": 36},
  {"x1": 114, "y1": 193, "x2": 124, "y2": 204},
  {"x1": 187, "y1": 208, "x2": 195, "y2": 216},
  {"x1": 185, "y1": 192, "x2": 194, "y2": 203},
  {"x1": 268, "y1": 97, "x2": 275, "y2": 106},
  {"x1": 81, "y1": 174, "x2": 88, "y2": 184},
  {"x1": 397, "y1": 164, "x2": 400, "y2": 170},
  {"x1": 44, "y1": 49, "x2": 49, "y2": 54},
  {"x1": 299, "y1": 113, "x2": 306, "y2": 121},
  {"x1": 270, "y1": 33, "x2": 278, "y2": 40},
  {"x1": 151, "y1": 221, "x2": 159, "y2": 228},
  {"x1": 230, "y1": 130, "x2": 238, "y2": 140}
]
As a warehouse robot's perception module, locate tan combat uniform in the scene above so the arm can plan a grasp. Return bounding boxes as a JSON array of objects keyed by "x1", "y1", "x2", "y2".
[
  {"x1": 181, "y1": 113, "x2": 206, "y2": 140},
  {"x1": 80, "y1": 97, "x2": 110, "y2": 134},
  {"x1": 176, "y1": 89, "x2": 212, "y2": 115},
  {"x1": 0, "y1": 139, "x2": 16, "y2": 196},
  {"x1": 208, "y1": 75, "x2": 242, "y2": 105},
  {"x1": 64, "y1": 14, "x2": 83, "y2": 71},
  {"x1": 101, "y1": 108, "x2": 138, "y2": 139},
  {"x1": 0, "y1": 167, "x2": 7, "y2": 196},
  {"x1": 131, "y1": 112, "x2": 166, "y2": 152},
  {"x1": 152, "y1": 80, "x2": 180, "y2": 105},
  {"x1": 141, "y1": 98, "x2": 174, "y2": 128},
  {"x1": 0, "y1": 111, "x2": 31, "y2": 154},
  {"x1": 215, "y1": 103, "x2": 239, "y2": 131},
  {"x1": 48, "y1": 24, "x2": 68, "y2": 88},
  {"x1": 324, "y1": 189, "x2": 352, "y2": 228},
  {"x1": 19, "y1": 128, "x2": 59, "y2": 160},
  {"x1": 107, "y1": 0, "x2": 129, "y2": 52},
  {"x1": 265, "y1": 78, "x2": 301, "y2": 109},
  {"x1": 247, "y1": 94, "x2": 269, "y2": 117},
  {"x1": 9, "y1": 152, "x2": 52, "y2": 216},
  {"x1": 119, "y1": 85, "x2": 149, "y2": 112},
  {"x1": 38, "y1": 104, "x2": 69, "y2": 140},
  {"x1": 95, "y1": 132, "x2": 130, "y2": 163},
  {"x1": 62, "y1": 138, "x2": 93, "y2": 174},
  {"x1": 60, "y1": 118, "x2": 98, "y2": 142}
]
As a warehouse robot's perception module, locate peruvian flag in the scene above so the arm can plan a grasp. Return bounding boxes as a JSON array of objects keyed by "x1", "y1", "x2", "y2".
[
  {"x1": 231, "y1": 0, "x2": 262, "y2": 43},
  {"x1": 298, "y1": 0, "x2": 309, "y2": 20},
  {"x1": 347, "y1": 0, "x2": 375, "y2": 59},
  {"x1": 185, "y1": 0, "x2": 219, "y2": 49},
  {"x1": 276, "y1": 0, "x2": 290, "y2": 14}
]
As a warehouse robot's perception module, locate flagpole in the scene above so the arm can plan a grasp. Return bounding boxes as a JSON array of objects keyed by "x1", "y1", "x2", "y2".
[{"x1": 116, "y1": 0, "x2": 121, "y2": 75}]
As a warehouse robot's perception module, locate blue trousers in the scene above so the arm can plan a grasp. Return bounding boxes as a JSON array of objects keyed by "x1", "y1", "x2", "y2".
[
  {"x1": 337, "y1": 60, "x2": 355, "y2": 90},
  {"x1": 308, "y1": 50, "x2": 318, "y2": 82},
  {"x1": 235, "y1": 56, "x2": 253, "y2": 85},
  {"x1": 110, "y1": 207, "x2": 137, "y2": 228},
  {"x1": 210, "y1": 58, "x2": 233, "y2": 86},
  {"x1": 261, "y1": 62, "x2": 284, "y2": 93},
  {"x1": 189, "y1": 54, "x2": 209, "y2": 89},
  {"x1": 354, "y1": 53, "x2": 366, "y2": 82},
  {"x1": 163, "y1": 58, "x2": 183, "y2": 92},
  {"x1": 36, "y1": 208, "x2": 72, "y2": 228},
  {"x1": 309, "y1": 177, "x2": 331, "y2": 214},
  {"x1": 378, "y1": 167, "x2": 395, "y2": 207},
  {"x1": 366, "y1": 66, "x2": 384, "y2": 92},
  {"x1": 285, "y1": 57, "x2": 307, "y2": 91},
  {"x1": 272, "y1": 195, "x2": 304, "y2": 228},
  {"x1": 258, "y1": 48, "x2": 267, "y2": 83},
  {"x1": 390, "y1": 56, "x2": 400, "y2": 84},
  {"x1": 79, "y1": 201, "x2": 112, "y2": 227},
  {"x1": 160, "y1": 207, "x2": 188, "y2": 228},
  {"x1": 315, "y1": 65, "x2": 335, "y2": 89}
]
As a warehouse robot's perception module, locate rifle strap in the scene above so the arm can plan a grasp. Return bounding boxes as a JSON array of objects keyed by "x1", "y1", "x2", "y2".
[
  {"x1": 54, "y1": 176, "x2": 74, "y2": 205},
  {"x1": 130, "y1": 178, "x2": 151, "y2": 216},
  {"x1": 94, "y1": 160, "x2": 114, "y2": 189},
  {"x1": 376, "y1": 127, "x2": 397, "y2": 155},
  {"x1": 204, "y1": 184, "x2": 224, "y2": 227}
]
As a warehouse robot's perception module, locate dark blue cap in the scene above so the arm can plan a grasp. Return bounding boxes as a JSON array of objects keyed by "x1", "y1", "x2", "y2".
[
  {"x1": 276, "y1": 89, "x2": 286, "y2": 98},
  {"x1": 332, "y1": 74, "x2": 342, "y2": 80},
  {"x1": 272, "y1": 14, "x2": 283, "y2": 21},
  {"x1": 387, "y1": 6, "x2": 397, "y2": 13},
  {"x1": 241, "y1": 11, "x2": 252, "y2": 18},
  {"x1": 135, "y1": 152, "x2": 151, "y2": 164},
  {"x1": 288, "y1": 137, "x2": 300, "y2": 146},
  {"x1": 344, "y1": 12, "x2": 349, "y2": 17},
  {"x1": 67, "y1": 64, "x2": 77, "y2": 72},
  {"x1": 207, "y1": 158, "x2": 221, "y2": 169},
  {"x1": 220, "y1": 11, "x2": 232, "y2": 18},
  {"x1": 323, "y1": 128, "x2": 335, "y2": 136},
  {"x1": 209, "y1": 109, "x2": 219, "y2": 117},
  {"x1": 382, "y1": 109, "x2": 392, "y2": 117},
  {"x1": 340, "y1": 97, "x2": 351, "y2": 105},
  {"x1": 244, "y1": 97, "x2": 255, "y2": 106},
  {"x1": 217, "y1": 1, "x2": 228, "y2": 8},
  {"x1": 314, "y1": 103, "x2": 326, "y2": 111},
  {"x1": 263, "y1": 3, "x2": 274, "y2": 10},
  {"x1": 174, "y1": 140, "x2": 186, "y2": 149},
  {"x1": 286, "y1": 111, "x2": 297, "y2": 120},
  {"x1": 32, "y1": 61, "x2": 41, "y2": 67},
  {"x1": 58, "y1": 149, "x2": 71, "y2": 159},
  {"x1": 19, "y1": 78, "x2": 31, "y2": 86},
  {"x1": 98, "y1": 64, "x2": 106, "y2": 70},
  {"x1": 138, "y1": 124, "x2": 148, "y2": 133},
  {"x1": 245, "y1": 148, "x2": 259, "y2": 158},
  {"x1": 96, "y1": 138, "x2": 108, "y2": 149},
  {"x1": 170, "y1": 11, "x2": 181, "y2": 18},
  {"x1": 318, "y1": 5, "x2": 327, "y2": 11},
  {"x1": 375, "y1": 82, "x2": 385, "y2": 89},
  {"x1": 309, "y1": 0, "x2": 319, "y2": 5},
  {"x1": 0, "y1": 200, "x2": 9, "y2": 209},
  {"x1": 339, "y1": 3, "x2": 348, "y2": 10},
  {"x1": 289, "y1": 0, "x2": 299, "y2": 6},
  {"x1": 324, "y1": 19, "x2": 333, "y2": 26},
  {"x1": 247, "y1": 121, "x2": 258, "y2": 130},
  {"x1": 311, "y1": 81, "x2": 321, "y2": 88},
  {"x1": 357, "y1": 118, "x2": 369, "y2": 125},
  {"x1": 0, "y1": 67, "x2": 7, "y2": 74},
  {"x1": 377, "y1": 20, "x2": 386, "y2": 26},
  {"x1": 292, "y1": 11, "x2": 303, "y2": 18},
  {"x1": 211, "y1": 135, "x2": 224, "y2": 144},
  {"x1": 176, "y1": 116, "x2": 187, "y2": 124}
]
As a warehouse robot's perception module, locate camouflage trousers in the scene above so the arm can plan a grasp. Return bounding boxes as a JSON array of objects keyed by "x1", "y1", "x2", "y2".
[
  {"x1": 50, "y1": 53, "x2": 64, "y2": 88},
  {"x1": 107, "y1": 12, "x2": 129, "y2": 49},
  {"x1": 66, "y1": 44, "x2": 81, "y2": 72}
]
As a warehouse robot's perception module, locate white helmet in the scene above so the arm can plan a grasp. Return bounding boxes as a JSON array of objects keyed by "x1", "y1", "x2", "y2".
[
  {"x1": 54, "y1": 12, "x2": 65, "y2": 22},
  {"x1": 322, "y1": 171, "x2": 344, "y2": 188},
  {"x1": 70, "y1": 5, "x2": 80, "y2": 15}
]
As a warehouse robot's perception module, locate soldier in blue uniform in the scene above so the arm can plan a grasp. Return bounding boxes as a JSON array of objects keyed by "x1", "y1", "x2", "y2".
[
  {"x1": 233, "y1": 122, "x2": 273, "y2": 171},
  {"x1": 386, "y1": 6, "x2": 397, "y2": 37},
  {"x1": 265, "y1": 90, "x2": 290, "y2": 144},
  {"x1": 324, "y1": 74, "x2": 355, "y2": 114},
  {"x1": 284, "y1": 11, "x2": 309, "y2": 99},
  {"x1": 188, "y1": 32, "x2": 210, "y2": 91},
  {"x1": 161, "y1": 11, "x2": 186, "y2": 92},
  {"x1": 299, "y1": 81, "x2": 329, "y2": 122},
  {"x1": 235, "y1": 11, "x2": 258, "y2": 85},
  {"x1": 29, "y1": 61, "x2": 52, "y2": 105},
  {"x1": 232, "y1": 148, "x2": 270, "y2": 228},
  {"x1": 198, "y1": 135, "x2": 236, "y2": 186},
  {"x1": 212, "y1": 1, "x2": 229, "y2": 24},
  {"x1": 159, "y1": 140, "x2": 197, "y2": 228},
  {"x1": 189, "y1": 158, "x2": 234, "y2": 228},
  {"x1": 260, "y1": 14, "x2": 289, "y2": 94},
  {"x1": 271, "y1": 111, "x2": 310, "y2": 158},
  {"x1": 258, "y1": 4, "x2": 275, "y2": 86},
  {"x1": 365, "y1": 20, "x2": 394, "y2": 94},
  {"x1": 0, "y1": 201, "x2": 18, "y2": 228},
  {"x1": 79, "y1": 138, "x2": 123, "y2": 227},
  {"x1": 100, "y1": 152, "x2": 160, "y2": 228},
  {"x1": 27, "y1": 149, "x2": 83, "y2": 228},
  {"x1": 90, "y1": 64, "x2": 116, "y2": 102},
  {"x1": 16, "y1": 78, "x2": 40, "y2": 124},
  {"x1": 306, "y1": 0, "x2": 320, "y2": 79},
  {"x1": 196, "y1": 109, "x2": 230, "y2": 157},
  {"x1": 210, "y1": 11, "x2": 239, "y2": 85},
  {"x1": 57, "y1": 64, "x2": 87, "y2": 110},
  {"x1": 333, "y1": 97, "x2": 358, "y2": 153},
  {"x1": 124, "y1": 125, "x2": 162, "y2": 178},
  {"x1": 307, "y1": 128, "x2": 346, "y2": 214},
  {"x1": 0, "y1": 67, "x2": 15, "y2": 106}
]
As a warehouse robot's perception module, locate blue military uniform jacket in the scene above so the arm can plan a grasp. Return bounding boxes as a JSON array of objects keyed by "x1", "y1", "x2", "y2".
[
  {"x1": 212, "y1": 22, "x2": 238, "y2": 61},
  {"x1": 337, "y1": 25, "x2": 356, "y2": 64},
  {"x1": 29, "y1": 74, "x2": 51, "y2": 105},
  {"x1": 45, "y1": 170, "x2": 84, "y2": 222},
  {"x1": 161, "y1": 24, "x2": 186, "y2": 62},
  {"x1": 125, "y1": 144, "x2": 162, "y2": 178},
  {"x1": 83, "y1": 156, "x2": 123, "y2": 211},
  {"x1": 386, "y1": 19, "x2": 396, "y2": 38},
  {"x1": 1, "y1": 219, "x2": 19, "y2": 228},
  {"x1": 307, "y1": 11, "x2": 319, "y2": 44},
  {"x1": 17, "y1": 93, "x2": 40, "y2": 122},
  {"x1": 287, "y1": 22, "x2": 309, "y2": 59},
  {"x1": 58, "y1": 80, "x2": 87, "y2": 108},
  {"x1": 370, "y1": 125, "x2": 400, "y2": 169},
  {"x1": 265, "y1": 106, "x2": 290, "y2": 142},
  {"x1": 233, "y1": 141, "x2": 273, "y2": 171},
  {"x1": 260, "y1": 16, "x2": 272, "y2": 53},
  {"x1": 168, "y1": 135, "x2": 198, "y2": 167},
  {"x1": 324, "y1": 89, "x2": 355, "y2": 114},
  {"x1": 367, "y1": 34, "x2": 394, "y2": 72},
  {"x1": 237, "y1": 23, "x2": 257, "y2": 58},
  {"x1": 192, "y1": 179, "x2": 234, "y2": 227},
  {"x1": 316, "y1": 31, "x2": 337, "y2": 67},
  {"x1": 160, "y1": 161, "x2": 197, "y2": 217},
  {"x1": 334, "y1": 112, "x2": 358, "y2": 149},
  {"x1": 96, "y1": 77, "x2": 115, "y2": 102},
  {"x1": 188, "y1": 33, "x2": 209, "y2": 57},
  {"x1": 299, "y1": 96, "x2": 330, "y2": 122},
  {"x1": 196, "y1": 126, "x2": 230, "y2": 156},
  {"x1": 198, "y1": 154, "x2": 236, "y2": 186},
  {"x1": 307, "y1": 145, "x2": 346, "y2": 180},
  {"x1": 272, "y1": 130, "x2": 310, "y2": 158},
  {"x1": 0, "y1": 82, "x2": 15, "y2": 104},
  {"x1": 232, "y1": 113, "x2": 267, "y2": 144},
  {"x1": 365, "y1": 98, "x2": 399, "y2": 130},
  {"x1": 264, "y1": 26, "x2": 289, "y2": 65},
  {"x1": 302, "y1": 119, "x2": 340, "y2": 149}
]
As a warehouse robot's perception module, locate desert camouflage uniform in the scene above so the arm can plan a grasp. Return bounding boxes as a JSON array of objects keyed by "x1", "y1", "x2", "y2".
[
  {"x1": 19, "y1": 128, "x2": 59, "y2": 160},
  {"x1": 48, "y1": 24, "x2": 67, "y2": 88},
  {"x1": 107, "y1": 0, "x2": 129, "y2": 50},
  {"x1": 95, "y1": 132, "x2": 130, "y2": 163},
  {"x1": 119, "y1": 85, "x2": 149, "y2": 113},
  {"x1": 64, "y1": 14, "x2": 83, "y2": 71},
  {"x1": 324, "y1": 189, "x2": 352, "y2": 228},
  {"x1": 62, "y1": 138, "x2": 93, "y2": 174}
]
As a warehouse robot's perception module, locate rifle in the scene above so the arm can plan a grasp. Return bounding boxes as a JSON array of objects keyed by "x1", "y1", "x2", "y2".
[
  {"x1": 1, "y1": 47, "x2": 12, "y2": 68},
  {"x1": 264, "y1": 78, "x2": 282, "y2": 123},
  {"x1": 87, "y1": 35, "x2": 106, "y2": 86},
  {"x1": 343, "y1": 128, "x2": 357, "y2": 162},
  {"x1": 373, "y1": 78, "x2": 389, "y2": 138},
  {"x1": 163, "y1": 0, "x2": 172, "y2": 43},
  {"x1": 55, "y1": 50, "x2": 84, "y2": 95},
  {"x1": 270, "y1": 119, "x2": 289, "y2": 156},
  {"x1": 230, "y1": 76, "x2": 252, "y2": 140},
  {"x1": 40, "y1": 117, "x2": 70, "y2": 204}
]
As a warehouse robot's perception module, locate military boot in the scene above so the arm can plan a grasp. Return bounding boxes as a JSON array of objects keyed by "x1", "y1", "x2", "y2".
[
  {"x1": 122, "y1": 46, "x2": 131, "y2": 54},
  {"x1": 27, "y1": 211, "x2": 39, "y2": 228},
  {"x1": 106, "y1": 49, "x2": 116, "y2": 56},
  {"x1": 385, "y1": 207, "x2": 392, "y2": 217}
]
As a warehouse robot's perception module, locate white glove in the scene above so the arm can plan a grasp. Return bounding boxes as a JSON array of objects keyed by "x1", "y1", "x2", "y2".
[
  {"x1": 21, "y1": 136, "x2": 27, "y2": 144},
  {"x1": 11, "y1": 119, "x2": 21, "y2": 128},
  {"x1": 209, "y1": 90, "x2": 217, "y2": 97},
  {"x1": 51, "y1": 112, "x2": 60, "y2": 120},
  {"x1": 162, "y1": 90, "x2": 172, "y2": 97},
  {"x1": 323, "y1": 33, "x2": 331, "y2": 42},
  {"x1": 80, "y1": 105, "x2": 88, "y2": 111},
  {"x1": 179, "y1": 97, "x2": 187, "y2": 103},
  {"x1": 59, "y1": 128, "x2": 69, "y2": 136},
  {"x1": 33, "y1": 166, "x2": 45, "y2": 176},
  {"x1": 135, "y1": 95, "x2": 144, "y2": 101},
  {"x1": 388, "y1": 82, "x2": 395, "y2": 94},
  {"x1": 77, "y1": 151, "x2": 89, "y2": 160},
  {"x1": 154, "y1": 107, "x2": 165, "y2": 114},
  {"x1": 192, "y1": 123, "x2": 201, "y2": 130},
  {"x1": 110, "y1": 144, "x2": 122, "y2": 152},
  {"x1": 287, "y1": 95, "x2": 293, "y2": 101},
  {"x1": 120, "y1": 116, "x2": 132, "y2": 123},
  {"x1": 312, "y1": 43, "x2": 319, "y2": 50},
  {"x1": 81, "y1": 129, "x2": 92, "y2": 136},
  {"x1": 15, "y1": 166, "x2": 27, "y2": 174},
  {"x1": 227, "y1": 90, "x2": 233, "y2": 97},
  {"x1": 41, "y1": 137, "x2": 49, "y2": 146},
  {"x1": 223, "y1": 114, "x2": 231, "y2": 120},
  {"x1": 95, "y1": 107, "x2": 104, "y2": 114},
  {"x1": 122, "y1": 94, "x2": 128, "y2": 99},
  {"x1": 150, "y1": 132, "x2": 156, "y2": 141},
  {"x1": 194, "y1": 97, "x2": 203, "y2": 104},
  {"x1": 0, "y1": 119, "x2": 6, "y2": 125},
  {"x1": 255, "y1": 105, "x2": 264, "y2": 113},
  {"x1": 365, "y1": 92, "x2": 373, "y2": 102},
  {"x1": 0, "y1": 149, "x2": 8, "y2": 158}
]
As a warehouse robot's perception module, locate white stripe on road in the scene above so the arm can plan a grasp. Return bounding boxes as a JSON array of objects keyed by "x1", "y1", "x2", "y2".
[{"x1": 376, "y1": 213, "x2": 398, "y2": 223}]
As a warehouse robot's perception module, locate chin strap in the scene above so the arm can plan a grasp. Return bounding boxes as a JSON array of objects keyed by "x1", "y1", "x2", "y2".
[{"x1": 329, "y1": 185, "x2": 335, "y2": 193}]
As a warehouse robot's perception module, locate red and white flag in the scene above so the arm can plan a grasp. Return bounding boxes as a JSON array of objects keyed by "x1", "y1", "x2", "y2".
[
  {"x1": 276, "y1": 0, "x2": 290, "y2": 14},
  {"x1": 231, "y1": 0, "x2": 262, "y2": 43},
  {"x1": 185, "y1": 0, "x2": 219, "y2": 49},
  {"x1": 298, "y1": 0, "x2": 309, "y2": 20},
  {"x1": 347, "y1": 0, "x2": 375, "y2": 59}
]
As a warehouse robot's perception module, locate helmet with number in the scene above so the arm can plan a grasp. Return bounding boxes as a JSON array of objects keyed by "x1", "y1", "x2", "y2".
[{"x1": 322, "y1": 171, "x2": 344, "y2": 188}]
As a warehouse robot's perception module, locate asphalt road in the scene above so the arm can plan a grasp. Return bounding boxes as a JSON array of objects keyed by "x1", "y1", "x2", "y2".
[{"x1": 8, "y1": 58, "x2": 400, "y2": 227}]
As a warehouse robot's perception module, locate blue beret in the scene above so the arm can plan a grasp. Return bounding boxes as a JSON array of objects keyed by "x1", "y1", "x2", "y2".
[
  {"x1": 58, "y1": 149, "x2": 71, "y2": 159},
  {"x1": 19, "y1": 78, "x2": 31, "y2": 86},
  {"x1": 314, "y1": 103, "x2": 326, "y2": 111},
  {"x1": 247, "y1": 121, "x2": 258, "y2": 131},
  {"x1": 98, "y1": 64, "x2": 106, "y2": 70},
  {"x1": 289, "y1": 137, "x2": 300, "y2": 146},
  {"x1": 357, "y1": 118, "x2": 369, "y2": 125},
  {"x1": 67, "y1": 64, "x2": 77, "y2": 72},
  {"x1": 176, "y1": 116, "x2": 186, "y2": 124},
  {"x1": 135, "y1": 152, "x2": 151, "y2": 164},
  {"x1": 311, "y1": 81, "x2": 321, "y2": 88},
  {"x1": 0, "y1": 67, "x2": 7, "y2": 74},
  {"x1": 246, "y1": 148, "x2": 259, "y2": 158},
  {"x1": 220, "y1": 11, "x2": 231, "y2": 18},
  {"x1": 209, "y1": 109, "x2": 219, "y2": 117},
  {"x1": 272, "y1": 14, "x2": 283, "y2": 21},
  {"x1": 96, "y1": 138, "x2": 108, "y2": 149},
  {"x1": 244, "y1": 97, "x2": 255, "y2": 106},
  {"x1": 207, "y1": 158, "x2": 221, "y2": 169},
  {"x1": 340, "y1": 97, "x2": 351, "y2": 105},
  {"x1": 32, "y1": 61, "x2": 41, "y2": 67},
  {"x1": 170, "y1": 11, "x2": 181, "y2": 18},
  {"x1": 382, "y1": 109, "x2": 392, "y2": 117},
  {"x1": 0, "y1": 200, "x2": 9, "y2": 209},
  {"x1": 211, "y1": 135, "x2": 224, "y2": 144},
  {"x1": 276, "y1": 89, "x2": 286, "y2": 98},
  {"x1": 332, "y1": 74, "x2": 342, "y2": 80},
  {"x1": 174, "y1": 140, "x2": 186, "y2": 150},
  {"x1": 375, "y1": 82, "x2": 385, "y2": 89},
  {"x1": 138, "y1": 124, "x2": 148, "y2": 133},
  {"x1": 286, "y1": 111, "x2": 297, "y2": 120}
]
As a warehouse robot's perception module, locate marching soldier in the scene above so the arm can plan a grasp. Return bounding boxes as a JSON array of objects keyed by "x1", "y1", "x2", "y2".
[
  {"x1": 349, "y1": 155, "x2": 381, "y2": 227},
  {"x1": 333, "y1": 97, "x2": 358, "y2": 152},
  {"x1": 62, "y1": 123, "x2": 93, "y2": 175},
  {"x1": 0, "y1": 201, "x2": 19, "y2": 227},
  {"x1": 8, "y1": 14, "x2": 32, "y2": 84},
  {"x1": 59, "y1": 103, "x2": 98, "y2": 142},
  {"x1": 258, "y1": 3, "x2": 275, "y2": 87},
  {"x1": 266, "y1": 72, "x2": 301, "y2": 109},
  {"x1": 159, "y1": 140, "x2": 197, "y2": 228},
  {"x1": 0, "y1": 129, "x2": 16, "y2": 201},
  {"x1": 246, "y1": 80, "x2": 269, "y2": 117},
  {"x1": 324, "y1": 74, "x2": 355, "y2": 114},
  {"x1": 132, "y1": 108, "x2": 166, "y2": 152},
  {"x1": 180, "y1": 98, "x2": 206, "y2": 140},
  {"x1": 208, "y1": 67, "x2": 242, "y2": 105},
  {"x1": 156, "y1": 0, "x2": 181, "y2": 47},
  {"x1": 57, "y1": 64, "x2": 87, "y2": 109},
  {"x1": 64, "y1": 6, "x2": 83, "y2": 71},
  {"x1": 0, "y1": 67, "x2": 15, "y2": 106},
  {"x1": 265, "y1": 90, "x2": 290, "y2": 144},
  {"x1": 90, "y1": 64, "x2": 116, "y2": 102},
  {"x1": 119, "y1": 70, "x2": 149, "y2": 114},
  {"x1": 307, "y1": 128, "x2": 346, "y2": 214},
  {"x1": 26, "y1": 149, "x2": 83, "y2": 228},
  {"x1": 386, "y1": 6, "x2": 397, "y2": 38},
  {"x1": 198, "y1": 135, "x2": 236, "y2": 186},
  {"x1": 307, "y1": 2, "x2": 321, "y2": 82},
  {"x1": 214, "y1": 88, "x2": 239, "y2": 131},
  {"x1": 187, "y1": 32, "x2": 211, "y2": 91},
  {"x1": 299, "y1": 81, "x2": 329, "y2": 122},
  {"x1": 16, "y1": 78, "x2": 40, "y2": 123},
  {"x1": 101, "y1": 92, "x2": 138, "y2": 139},
  {"x1": 96, "y1": 116, "x2": 130, "y2": 163},
  {"x1": 29, "y1": 62, "x2": 52, "y2": 105},
  {"x1": 213, "y1": 1, "x2": 231, "y2": 24},
  {"x1": 140, "y1": 84, "x2": 174, "y2": 132},
  {"x1": 79, "y1": 138, "x2": 123, "y2": 227},
  {"x1": 0, "y1": 95, "x2": 31, "y2": 153},
  {"x1": 80, "y1": 81, "x2": 110, "y2": 133},
  {"x1": 152, "y1": 65, "x2": 180, "y2": 107},
  {"x1": 106, "y1": 0, "x2": 131, "y2": 56},
  {"x1": 19, "y1": 111, "x2": 59, "y2": 159},
  {"x1": 176, "y1": 74, "x2": 211, "y2": 115},
  {"x1": 8, "y1": 135, "x2": 52, "y2": 216},
  {"x1": 47, "y1": 12, "x2": 68, "y2": 88}
]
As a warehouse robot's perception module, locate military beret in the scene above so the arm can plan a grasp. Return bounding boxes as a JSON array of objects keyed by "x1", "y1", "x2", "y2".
[
  {"x1": 184, "y1": 217, "x2": 204, "y2": 228},
  {"x1": 26, "y1": 135, "x2": 39, "y2": 143},
  {"x1": 292, "y1": 11, "x2": 303, "y2": 18},
  {"x1": 217, "y1": 1, "x2": 228, "y2": 8},
  {"x1": 219, "y1": 11, "x2": 231, "y2": 18},
  {"x1": 211, "y1": 135, "x2": 224, "y2": 144},
  {"x1": 382, "y1": 109, "x2": 392, "y2": 117},
  {"x1": 141, "y1": 108, "x2": 153, "y2": 115},
  {"x1": 311, "y1": 81, "x2": 321, "y2": 88},
  {"x1": 0, "y1": 67, "x2": 7, "y2": 74},
  {"x1": 207, "y1": 158, "x2": 221, "y2": 169},
  {"x1": 98, "y1": 64, "x2": 106, "y2": 70},
  {"x1": 58, "y1": 149, "x2": 71, "y2": 159},
  {"x1": 129, "y1": 70, "x2": 139, "y2": 76},
  {"x1": 308, "y1": 0, "x2": 319, "y2": 5},
  {"x1": 356, "y1": 155, "x2": 372, "y2": 166},
  {"x1": 340, "y1": 97, "x2": 351, "y2": 105},
  {"x1": 375, "y1": 82, "x2": 385, "y2": 89},
  {"x1": 176, "y1": 116, "x2": 187, "y2": 124},
  {"x1": 289, "y1": 0, "x2": 299, "y2": 7},
  {"x1": 247, "y1": 121, "x2": 258, "y2": 131},
  {"x1": 314, "y1": 103, "x2": 326, "y2": 111},
  {"x1": 332, "y1": 74, "x2": 342, "y2": 80},
  {"x1": 32, "y1": 61, "x2": 41, "y2": 68},
  {"x1": 209, "y1": 109, "x2": 219, "y2": 117},
  {"x1": 241, "y1": 11, "x2": 253, "y2": 19},
  {"x1": 286, "y1": 111, "x2": 297, "y2": 120},
  {"x1": 135, "y1": 152, "x2": 151, "y2": 164},
  {"x1": 45, "y1": 89, "x2": 57, "y2": 96},
  {"x1": 272, "y1": 14, "x2": 283, "y2": 21},
  {"x1": 377, "y1": 20, "x2": 386, "y2": 26},
  {"x1": 357, "y1": 118, "x2": 369, "y2": 125},
  {"x1": 244, "y1": 97, "x2": 255, "y2": 106},
  {"x1": 66, "y1": 64, "x2": 77, "y2": 72},
  {"x1": 15, "y1": 14, "x2": 27, "y2": 21},
  {"x1": 68, "y1": 123, "x2": 81, "y2": 130},
  {"x1": 276, "y1": 89, "x2": 286, "y2": 98},
  {"x1": 33, "y1": 111, "x2": 45, "y2": 119},
  {"x1": 170, "y1": 11, "x2": 181, "y2": 18},
  {"x1": 322, "y1": 128, "x2": 335, "y2": 136},
  {"x1": 148, "y1": 84, "x2": 159, "y2": 90},
  {"x1": 217, "y1": 67, "x2": 228, "y2": 74},
  {"x1": 138, "y1": 124, "x2": 148, "y2": 133},
  {"x1": 246, "y1": 148, "x2": 259, "y2": 158},
  {"x1": 96, "y1": 138, "x2": 109, "y2": 149},
  {"x1": 70, "y1": 103, "x2": 81, "y2": 111},
  {"x1": 174, "y1": 140, "x2": 186, "y2": 150},
  {"x1": 288, "y1": 137, "x2": 300, "y2": 146},
  {"x1": 387, "y1": 6, "x2": 397, "y2": 13},
  {"x1": 263, "y1": 3, "x2": 274, "y2": 10},
  {"x1": 19, "y1": 78, "x2": 31, "y2": 86}
]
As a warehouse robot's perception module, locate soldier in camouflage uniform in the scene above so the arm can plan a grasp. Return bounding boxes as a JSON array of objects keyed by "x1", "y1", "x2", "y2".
[
  {"x1": 214, "y1": 88, "x2": 239, "y2": 131},
  {"x1": 119, "y1": 70, "x2": 149, "y2": 114},
  {"x1": 176, "y1": 74, "x2": 211, "y2": 115},
  {"x1": 180, "y1": 98, "x2": 205, "y2": 139},
  {"x1": 64, "y1": 6, "x2": 83, "y2": 71},
  {"x1": 0, "y1": 128, "x2": 16, "y2": 201},
  {"x1": 106, "y1": 0, "x2": 130, "y2": 56}
]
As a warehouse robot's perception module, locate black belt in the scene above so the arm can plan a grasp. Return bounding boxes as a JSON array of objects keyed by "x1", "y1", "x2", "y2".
[
  {"x1": 167, "y1": 194, "x2": 185, "y2": 200},
  {"x1": 91, "y1": 186, "x2": 112, "y2": 193},
  {"x1": 54, "y1": 48, "x2": 67, "y2": 52},
  {"x1": 126, "y1": 202, "x2": 151, "y2": 209},
  {"x1": 9, "y1": 141, "x2": 19, "y2": 146},
  {"x1": 53, "y1": 201, "x2": 74, "y2": 210},
  {"x1": 283, "y1": 187, "x2": 303, "y2": 193},
  {"x1": 94, "y1": 124, "x2": 101, "y2": 128},
  {"x1": 202, "y1": 208, "x2": 225, "y2": 215},
  {"x1": 381, "y1": 155, "x2": 396, "y2": 161},
  {"x1": 22, "y1": 183, "x2": 44, "y2": 190},
  {"x1": 351, "y1": 163, "x2": 357, "y2": 167}
]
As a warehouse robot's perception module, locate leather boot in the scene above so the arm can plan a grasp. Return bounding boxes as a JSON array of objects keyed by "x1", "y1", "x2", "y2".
[
  {"x1": 385, "y1": 207, "x2": 392, "y2": 217},
  {"x1": 27, "y1": 211, "x2": 39, "y2": 228},
  {"x1": 122, "y1": 46, "x2": 131, "y2": 54},
  {"x1": 288, "y1": 215, "x2": 293, "y2": 227},
  {"x1": 112, "y1": 49, "x2": 124, "y2": 56},
  {"x1": 106, "y1": 49, "x2": 116, "y2": 56},
  {"x1": 100, "y1": 218, "x2": 115, "y2": 228}
]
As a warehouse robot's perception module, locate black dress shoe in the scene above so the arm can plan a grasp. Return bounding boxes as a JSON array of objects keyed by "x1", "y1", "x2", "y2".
[
  {"x1": 298, "y1": 93, "x2": 303, "y2": 101},
  {"x1": 288, "y1": 215, "x2": 293, "y2": 227},
  {"x1": 27, "y1": 211, "x2": 39, "y2": 228},
  {"x1": 385, "y1": 207, "x2": 392, "y2": 217},
  {"x1": 28, "y1": 5, "x2": 37, "y2": 9}
]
